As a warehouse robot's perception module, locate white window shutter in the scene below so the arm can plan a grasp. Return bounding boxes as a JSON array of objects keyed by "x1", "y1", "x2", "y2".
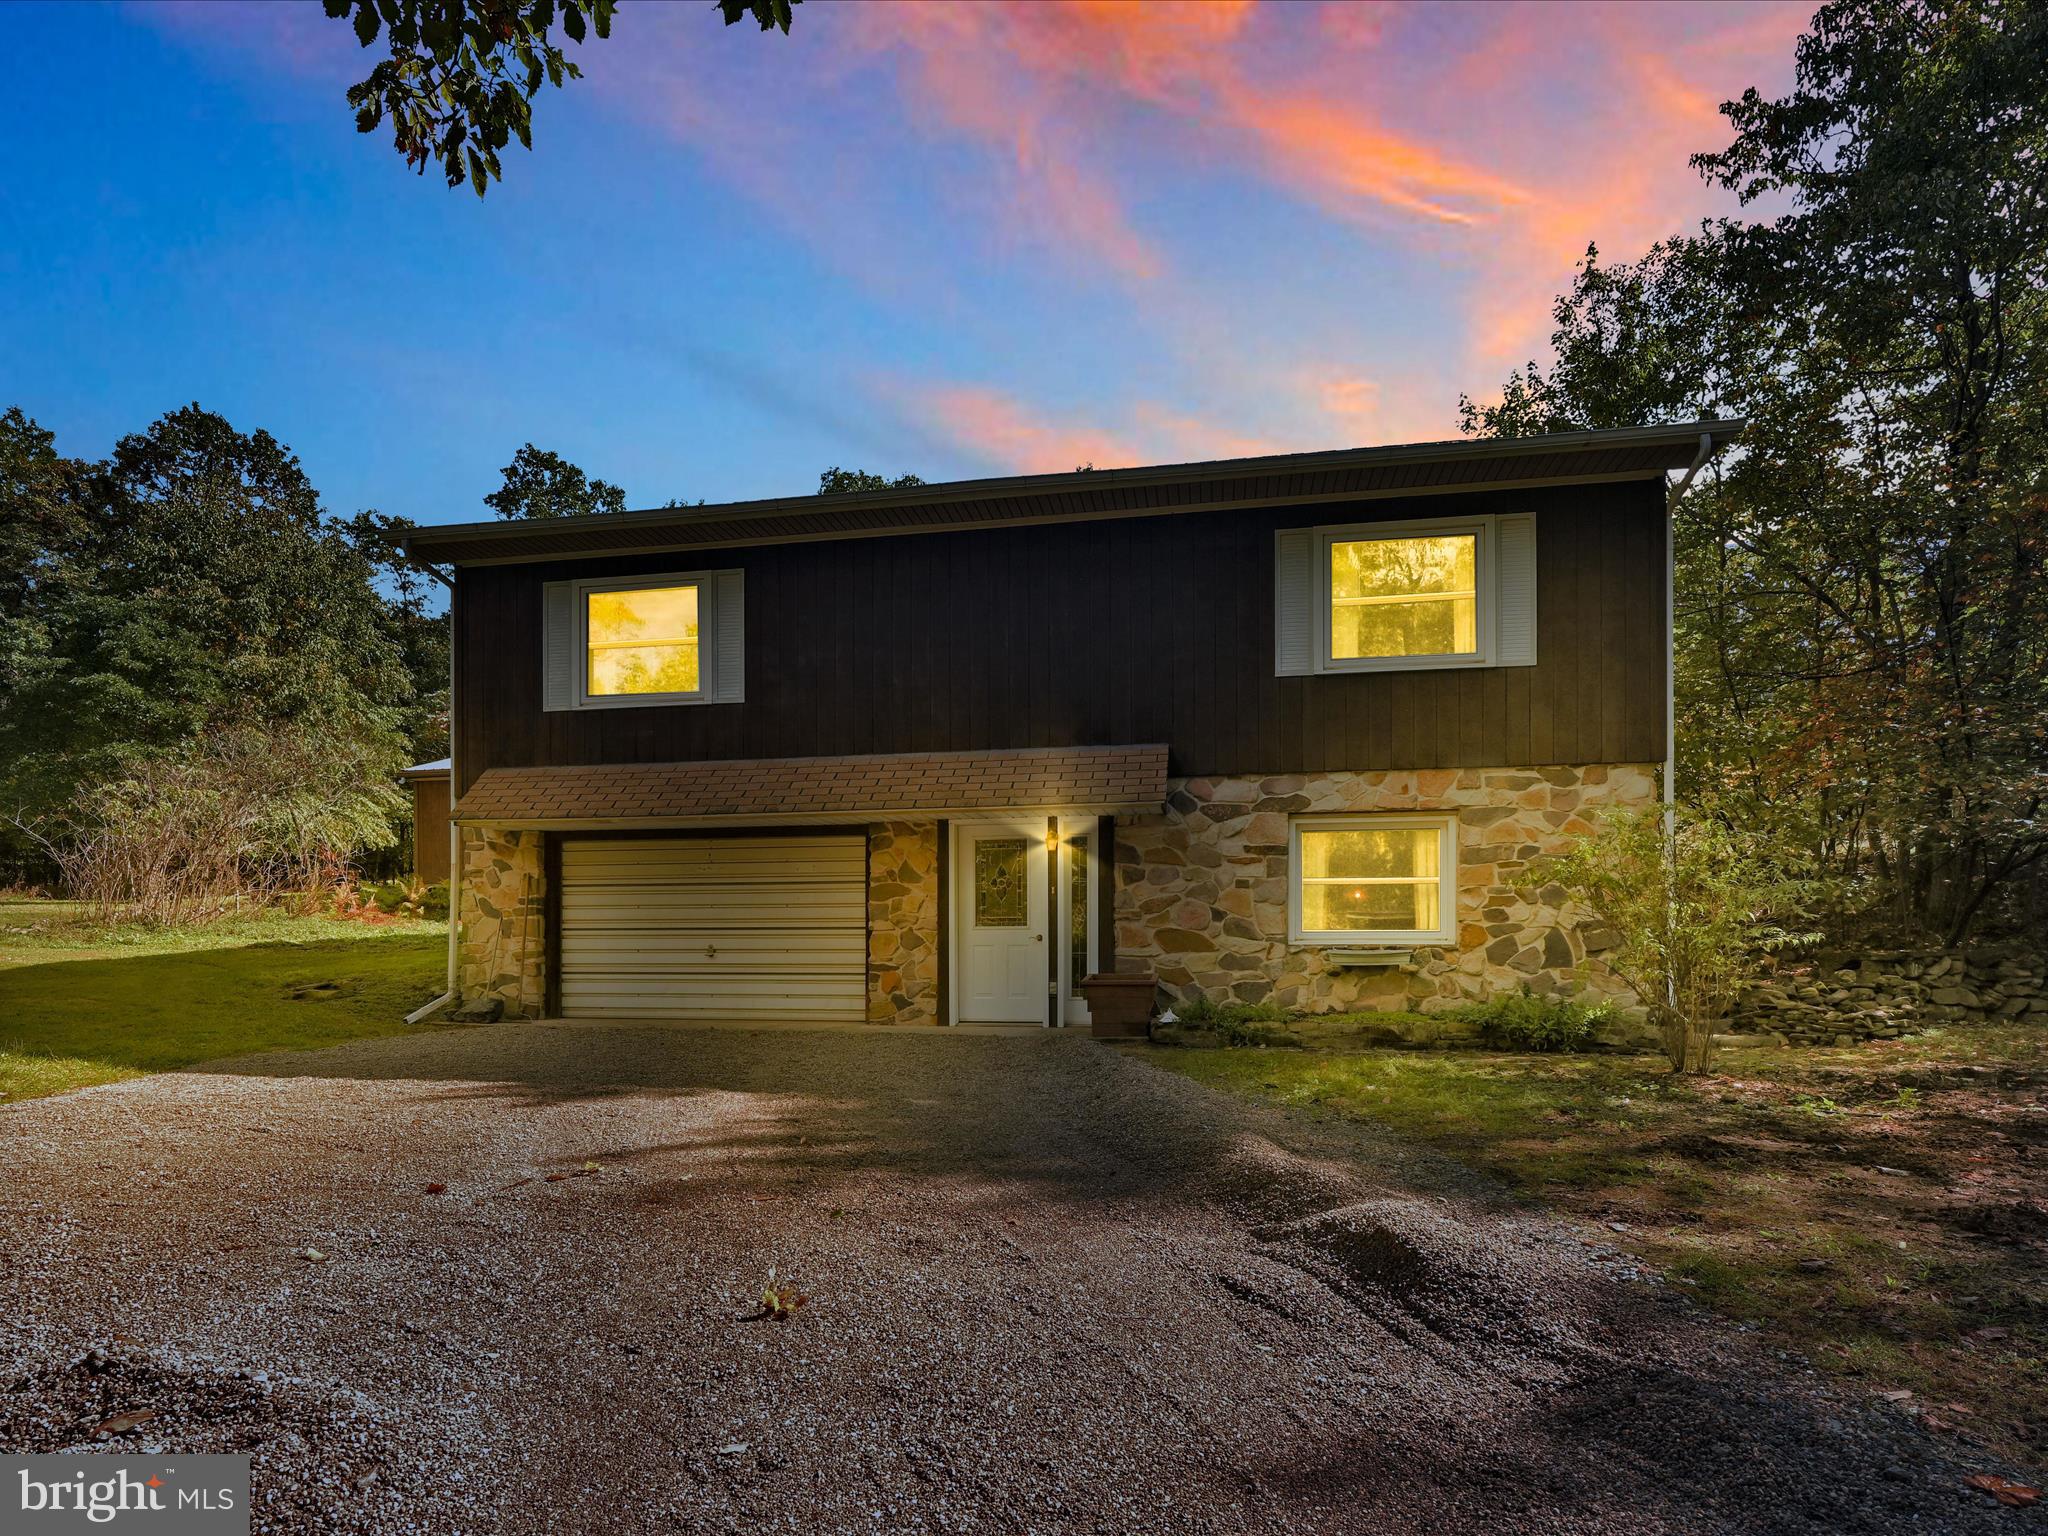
[
  {"x1": 541, "y1": 580, "x2": 576, "y2": 710},
  {"x1": 1495, "y1": 514, "x2": 1537, "y2": 666},
  {"x1": 709, "y1": 569, "x2": 745, "y2": 703},
  {"x1": 1273, "y1": 529, "x2": 1315, "y2": 676}
]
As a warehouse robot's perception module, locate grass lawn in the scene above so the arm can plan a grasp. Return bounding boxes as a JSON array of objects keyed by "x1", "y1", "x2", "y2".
[
  {"x1": 1150, "y1": 1025, "x2": 2048, "y2": 1471},
  {"x1": 0, "y1": 900, "x2": 452, "y2": 1103}
]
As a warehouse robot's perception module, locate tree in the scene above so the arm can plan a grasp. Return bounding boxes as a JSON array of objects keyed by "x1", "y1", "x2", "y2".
[
  {"x1": 717, "y1": 0, "x2": 799, "y2": 32},
  {"x1": 1464, "y1": 0, "x2": 2048, "y2": 943},
  {"x1": 1530, "y1": 807, "x2": 1814, "y2": 1074},
  {"x1": 484, "y1": 444, "x2": 626, "y2": 519},
  {"x1": 816, "y1": 466, "x2": 924, "y2": 495},
  {"x1": 0, "y1": 405, "x2": 430, "y2": 891},
  {"x1": 327, "y1": 0, "x2": 616, "y2": 196},
  {"x1": 327, "y1": 0, "x2": 798, "y2": 197}
]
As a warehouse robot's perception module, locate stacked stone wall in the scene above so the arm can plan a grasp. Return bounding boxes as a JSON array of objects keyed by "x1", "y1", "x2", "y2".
[
  {"x1": 1732, "y1": 946, "x2": 2047, "y2": 1045},
  {"x1": 867, "y1": 821, "x2": 941, "y2": 1025},
  {"x1": 456, "y1": 825, "x2": 546, "y2": 1017}
]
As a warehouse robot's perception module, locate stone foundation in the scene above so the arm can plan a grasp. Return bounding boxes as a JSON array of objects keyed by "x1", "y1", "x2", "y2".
[
  {"x1": 1113, "y1": 764, "x2": 1658, "y2": 1014},
  {"x1": 867, "y1": 821, "x2": 941, "y2": 1025},
  {"x1": 455, "y1": 825, "x2": 546, "y2": 1017}
]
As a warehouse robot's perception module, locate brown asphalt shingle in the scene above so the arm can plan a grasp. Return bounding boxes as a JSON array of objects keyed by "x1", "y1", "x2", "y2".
[{"x1": 454, "y1": 743, "x2": 1168, "y2": 824}]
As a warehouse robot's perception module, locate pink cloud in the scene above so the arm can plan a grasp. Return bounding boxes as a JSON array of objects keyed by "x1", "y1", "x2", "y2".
[
  {"x1": 905, "y1": 384, "x2": 1146, "y2": 474},
  {"x1": 151, "y1": 0, "x2": 1812, "y2": 463},
  {"x1": 892, "y1": 380, "x2": 1307, "y2": 473}
]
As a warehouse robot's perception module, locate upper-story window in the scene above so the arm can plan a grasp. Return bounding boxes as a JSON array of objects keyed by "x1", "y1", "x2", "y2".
[
  {"x1": 586, "y1": 581, "x2": 701, "y2": 700},
  {"x1": 1330, "y1": 530, "x2": 1478, "y2": 662},
  {"x1": 1274, "y1": 512, "x2": 1536, "y2": 676},
  {"x1": 542, "y1": 569, "x2": 744, "y2": 711}
]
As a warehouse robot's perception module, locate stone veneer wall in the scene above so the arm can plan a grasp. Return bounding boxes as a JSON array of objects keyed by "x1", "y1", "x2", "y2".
[
  {"x1": 456, "y1": 825, "x2": 547, "y2": 1017},
  {"x1": 1114, "y1": 765, "x2": 1658, "y2": 1015},
  {"x1": 867, "y1": 821, "x2": 941, "y2": 1025}
]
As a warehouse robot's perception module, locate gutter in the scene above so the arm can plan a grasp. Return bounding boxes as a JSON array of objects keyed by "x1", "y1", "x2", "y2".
[
  {"x1": 398, "y1": 417, "x2": 1751, "y2": 564},
  {"x1": 404, "y1": 560, "x2": 461, "y2": 1027}
]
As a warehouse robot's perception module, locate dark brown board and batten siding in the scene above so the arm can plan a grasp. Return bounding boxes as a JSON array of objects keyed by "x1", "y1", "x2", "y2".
[{"x1": 452, "y1": 480, "x2": 1666, "y2": 798}]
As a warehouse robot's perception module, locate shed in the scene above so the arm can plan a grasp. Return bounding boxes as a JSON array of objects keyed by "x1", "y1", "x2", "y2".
[{"x1": 403, "y1": 759, "x2": 452, "y2": 885}]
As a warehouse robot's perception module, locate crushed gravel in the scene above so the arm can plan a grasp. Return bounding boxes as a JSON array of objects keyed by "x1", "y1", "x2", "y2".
[{"x1": 2, "y1": 1022, "x2": 2039, "y2": 1534}]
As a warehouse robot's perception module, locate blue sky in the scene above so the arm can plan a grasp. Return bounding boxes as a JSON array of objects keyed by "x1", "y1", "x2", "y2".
[{"x1": 0, "y1": 1, "x2": 1802, "y2": 526}]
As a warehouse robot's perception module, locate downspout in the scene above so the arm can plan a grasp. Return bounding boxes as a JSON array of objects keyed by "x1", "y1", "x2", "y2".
[{"x1": 405, "y1": 561, "x2": 460, "y2": 1026}]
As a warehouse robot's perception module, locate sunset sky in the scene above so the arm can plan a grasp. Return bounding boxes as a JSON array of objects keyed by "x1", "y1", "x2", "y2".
[{"x1": 1, "y1": 1, "x2": 1806, "y2": 524}]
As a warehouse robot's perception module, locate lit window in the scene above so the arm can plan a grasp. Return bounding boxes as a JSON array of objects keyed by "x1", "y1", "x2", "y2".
[
  {"x1": 1330, "y1": 533, "x2": 1477, "y2": 661},
  {"x1": 586, "y1": 584, "x2": 700, "y2": 698},
  {"x1": 1290, "y1": 815, "x2": 1456, "y2": 946}
]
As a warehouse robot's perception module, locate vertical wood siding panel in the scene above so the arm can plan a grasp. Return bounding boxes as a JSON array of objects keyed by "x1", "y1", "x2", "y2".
[
  {"x1": 455, "y1": 484, "x2": 1666, "y2": 787},
  {"x1": 1481, "y1": 668, "x2": 1509, "y2": 768},
  {"x1": 1550, "y1": 512, "x2": 1582, "y2": 764},
  {"x1": 1502, "y1": 658, "x2": 1533, "y2": 768}
]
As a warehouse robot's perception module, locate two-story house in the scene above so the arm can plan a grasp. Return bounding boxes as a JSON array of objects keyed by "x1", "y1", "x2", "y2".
[{"x1": 402, "y1": 421, "x2": 1737, "y2": 1028}]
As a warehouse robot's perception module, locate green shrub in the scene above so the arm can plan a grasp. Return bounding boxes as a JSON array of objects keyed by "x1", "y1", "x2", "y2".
[
  {"x1": 1456, "y1": 989, "x2": 1612, "y2": 1053},
  {"x1": 1167, "y1": 992, "x2": 1291, "y2": 1047},
  {"x1": 361, "y1": 878, "x2": 449, "y2": 921}
]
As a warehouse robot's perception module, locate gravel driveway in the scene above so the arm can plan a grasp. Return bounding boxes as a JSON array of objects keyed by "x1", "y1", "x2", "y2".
[{"x1": 3, "y1": 1023, "x2": 2035, "y2": 1534}]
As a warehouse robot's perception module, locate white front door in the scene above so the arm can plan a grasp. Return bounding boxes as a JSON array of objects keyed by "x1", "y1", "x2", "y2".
[{"x1": 955, "y1": 820, "x2": 1048, "y2": 1023}]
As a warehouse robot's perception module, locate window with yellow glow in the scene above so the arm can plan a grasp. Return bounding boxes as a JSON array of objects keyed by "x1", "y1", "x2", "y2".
[
  {"x1": 1329, "y1": 533, "x2": 1477, "y2": 660},
  {"x1": 1292, "y1": 817, "x2": 1454, "y2": 943},
  {"x1": 586, "y1": 584, "x2": 700, "y2": 697}
]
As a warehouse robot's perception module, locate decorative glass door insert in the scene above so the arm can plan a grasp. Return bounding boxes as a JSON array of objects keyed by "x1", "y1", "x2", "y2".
[{"x1": 974, "y1": 838, "x2": 1028, "y2": 927}]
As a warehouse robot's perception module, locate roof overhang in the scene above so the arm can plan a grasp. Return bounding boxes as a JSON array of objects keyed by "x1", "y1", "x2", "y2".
[
  {"x1": 453, "y1": 745, "x2": 1170, "y2": 828},
  {"x1": 403, "y1": 420, "x2": 1744, "y2": 568}
]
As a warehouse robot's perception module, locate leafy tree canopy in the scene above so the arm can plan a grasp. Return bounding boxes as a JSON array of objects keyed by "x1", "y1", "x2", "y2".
[
  {"x1": 484, "y1": 443, "x2": 626, "y2": 519},
  {"x1": 1463, "y1": 0, "x2": 2048, "y2": 942},
  {"x1": 816, "y1": 466, "x2": 925, "y2": 495},
  {"x1": 717, "y1": 0, "x2": 799, "y2": 33},
  {"x1": 328, "y1": 0, "x2": 798, "y2": 196},
  {"x1": 0, "y1": 405, "x2": 445, "y2": 880}
]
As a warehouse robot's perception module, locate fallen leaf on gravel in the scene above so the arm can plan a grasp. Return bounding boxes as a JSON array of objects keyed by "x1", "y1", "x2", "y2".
[
  {"x1": 747, "y1": 1266, "x2": 809, "y2": 1322},
  {"x1": 299, "y1": 1247, "x2": 327, "y2": 1263},
  {"x1": 1963, "y1": 1474, "x2": 2040, "y2": 1507},
  {"x1": 424, "y1": 1183, "x2": 447, "y2": 1195},
  {"x1": 95, "y1": 1409, "x2": 155, "y2": 1435}
]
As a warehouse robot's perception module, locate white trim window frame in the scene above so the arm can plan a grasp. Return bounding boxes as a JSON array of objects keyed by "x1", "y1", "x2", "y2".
[
  {"x1": 573, "y1": 571, "x2": 711, "y2": 711},
  {"x1": 1317, "y1": 514, "x2": 1495, "y2": 673},
  {"x1": 1288, "y1": 812, "x2": 1458, "y2": 948}
]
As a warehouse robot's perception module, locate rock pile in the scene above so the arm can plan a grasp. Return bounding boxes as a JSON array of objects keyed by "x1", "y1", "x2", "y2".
[{"x1": 1731, "y1": 944, "x2": 2047, "y2": 1046}]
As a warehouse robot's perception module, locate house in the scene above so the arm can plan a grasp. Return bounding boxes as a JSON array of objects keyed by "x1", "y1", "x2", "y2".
[
  {"x1": 401, "y1": 759, "x2": 452, "y2": 885},
  {"x1": 401, "y1": 421, "x2": 1738, "y2": 1027}
]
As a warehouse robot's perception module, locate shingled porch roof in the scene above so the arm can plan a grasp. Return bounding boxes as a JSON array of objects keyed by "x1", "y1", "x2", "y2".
[{"x1": 453, "y1": 744, "x2": 1170, "y2": 828}]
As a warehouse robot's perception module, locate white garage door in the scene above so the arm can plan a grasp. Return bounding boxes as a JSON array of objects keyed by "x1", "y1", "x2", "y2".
[{"x1": 558, "y1": 835, "x2": 866, "y2": 1021}]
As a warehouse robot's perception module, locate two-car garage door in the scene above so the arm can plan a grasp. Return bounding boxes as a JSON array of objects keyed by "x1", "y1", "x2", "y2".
[{"x1": 558, "y1": 835, "x2": 866, "y2": 1021}]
